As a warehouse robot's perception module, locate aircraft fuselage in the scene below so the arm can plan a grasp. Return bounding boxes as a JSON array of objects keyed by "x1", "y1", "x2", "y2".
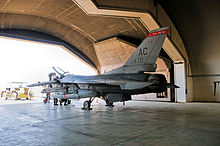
[{"x1": 47, "y1": 73, "x2": 167, "y2": 102}]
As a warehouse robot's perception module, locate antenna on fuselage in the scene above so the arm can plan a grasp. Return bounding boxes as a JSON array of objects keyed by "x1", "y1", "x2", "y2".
[{"x1": 52, "y1": 66, "x2": 69, "y2": 78}]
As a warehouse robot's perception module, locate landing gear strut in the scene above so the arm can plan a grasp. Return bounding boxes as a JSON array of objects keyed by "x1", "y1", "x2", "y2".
[
  {"x1": 103, "y1": 96, "x2": 114, "y2": 107},
  {"x1": 106, "y1": 102, "x2": 114, "y2": 107},
  {"x1": 82, "y1": 97, "x2": 95, "y2": 110}
]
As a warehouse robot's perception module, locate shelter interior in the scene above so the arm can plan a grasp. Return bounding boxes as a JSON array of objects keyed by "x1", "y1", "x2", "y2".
[{"x1": 0, "y1": 0, "x2": 219, "y2": 102}]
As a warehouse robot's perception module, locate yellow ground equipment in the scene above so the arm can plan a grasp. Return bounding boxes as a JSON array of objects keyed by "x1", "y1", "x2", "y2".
[
  {"x1": 18, "y1": 88, "x2": 33, "y2": 99},
  {"x1": 0, "y1": 82, "x2": 33, "y2": 100}
]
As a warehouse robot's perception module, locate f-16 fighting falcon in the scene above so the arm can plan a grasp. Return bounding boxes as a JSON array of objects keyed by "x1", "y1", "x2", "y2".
[{"x1": 28, "y1": 27, "x2": 178, "y2": 110}]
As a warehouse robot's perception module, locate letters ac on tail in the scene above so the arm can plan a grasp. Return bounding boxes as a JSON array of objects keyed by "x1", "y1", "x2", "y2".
[{"x1": 28, "y1": 27, "x2": 177, "y2": 110}]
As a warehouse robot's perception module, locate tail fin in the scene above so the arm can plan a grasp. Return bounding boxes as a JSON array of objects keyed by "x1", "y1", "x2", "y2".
[
  {"x1": 123, "y1": 27, "x2": 169, "y2": 69},
  {"x1": 105, "y1": 27, "x2": 169, "y2": 74}
]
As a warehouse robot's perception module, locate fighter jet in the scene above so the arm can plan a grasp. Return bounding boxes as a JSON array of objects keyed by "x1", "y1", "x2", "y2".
[{"x1": 29, "y1": 27, "x2": 177, "y2": 109}]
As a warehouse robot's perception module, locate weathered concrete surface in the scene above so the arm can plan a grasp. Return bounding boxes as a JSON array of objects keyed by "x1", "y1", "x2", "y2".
[
  {"x1": 0, "y1": 98, "x2": 220, "y2": 146},
  {"x1": 94, "y1": 37, "x2": 137, "y2": 73}
]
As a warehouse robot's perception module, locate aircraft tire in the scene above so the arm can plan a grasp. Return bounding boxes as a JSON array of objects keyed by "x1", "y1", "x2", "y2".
[{"x1": 83, "y1": 100, "x2": 91, "y2": 109}]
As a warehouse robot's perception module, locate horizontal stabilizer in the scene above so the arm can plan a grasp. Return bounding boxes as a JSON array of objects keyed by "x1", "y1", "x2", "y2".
[
  {"x1": 166, "y1": 83, "x2": 179, "y2": 88},
  {"x1": 120, "y1": 82, "x2": 154, "y2": 90}
]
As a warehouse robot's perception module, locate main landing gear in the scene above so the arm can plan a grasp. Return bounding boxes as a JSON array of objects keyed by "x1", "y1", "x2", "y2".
[
  {"x1": 82, "y1": 96, "x2": 114, "y2": 110},
  {"x1": 105, "y1": 102, "x2": 114, "y2": 107},
  {"x1": 82, "y1": 97, "x2": 95, "y2": 110},
  {"x1": 103, "y1": 96, "x2": 114, "y2": 107}
]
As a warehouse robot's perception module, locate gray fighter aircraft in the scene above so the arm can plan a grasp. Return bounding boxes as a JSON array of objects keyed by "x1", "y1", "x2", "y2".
[{"x1": 29, "y1": 27, "x2": 177, "y2": 109}]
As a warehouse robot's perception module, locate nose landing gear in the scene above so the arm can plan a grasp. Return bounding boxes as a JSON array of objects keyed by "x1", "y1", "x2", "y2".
[
  {"x1": 83, "y1": 100, "x2": 91, "y2": 109},
  {"x1": 82, "y1": 97, "x2": 95, "y2": 110}
]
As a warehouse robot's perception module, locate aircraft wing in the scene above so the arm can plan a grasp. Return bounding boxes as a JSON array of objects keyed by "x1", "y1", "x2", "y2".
[
  {"x1": 58, "y1": 76, "x2": 155, "y2": 90},
  {"x1": 28, "y1": 80, "x2": 58, "y2": 87},
  {"x1": 59, "y1": 78, "x2": 99, "y2": 84},
  {"x1": 92, "y1": 78, "x2": 155, "y2": 89}
]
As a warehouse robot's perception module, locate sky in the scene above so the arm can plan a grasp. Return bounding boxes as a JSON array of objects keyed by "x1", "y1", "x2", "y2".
[{"x1": 0, "y1": 37, "x2": 97, "y2": 88}]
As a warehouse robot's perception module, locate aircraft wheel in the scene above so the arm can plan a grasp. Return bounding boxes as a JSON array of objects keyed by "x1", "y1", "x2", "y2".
[
  {"x1": 83, "y1": 100, "x2": 91, "y2": 109},
  {"x1": 64, "y1": 99, "x2": 68, "y2": 106}
]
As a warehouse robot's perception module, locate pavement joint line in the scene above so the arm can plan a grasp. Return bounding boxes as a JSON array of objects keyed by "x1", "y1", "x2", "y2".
[
  {"x1": 56, "y1": 122, "x2": 113, "y2": 143},
  {"x1": 111, "y1": 125, "x2": 169, "y2": 145}
]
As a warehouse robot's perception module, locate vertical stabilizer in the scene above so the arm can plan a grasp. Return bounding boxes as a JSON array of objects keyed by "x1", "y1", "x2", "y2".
[
  {"x1": 123, "y1": 27, "x2": 169, "y2": 68},
  {"x1": 105, "y1": 27, "x2": 169, "y2": 74}
]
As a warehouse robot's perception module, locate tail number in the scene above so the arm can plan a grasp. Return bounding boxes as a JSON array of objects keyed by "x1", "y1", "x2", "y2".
[{"x1": 132, "y1": 58, "x2": 143, "y2": 64}]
